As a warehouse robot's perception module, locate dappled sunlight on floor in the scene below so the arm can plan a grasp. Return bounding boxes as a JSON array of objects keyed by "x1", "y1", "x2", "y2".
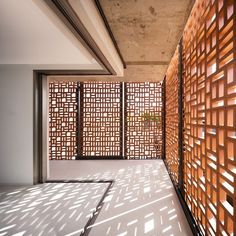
[
  {"x1": 0, "y1": 183, "x2": 108, "y2": 236},
  {"x1": 50, "y1": 160, "x2": 193, "y2": 236}
]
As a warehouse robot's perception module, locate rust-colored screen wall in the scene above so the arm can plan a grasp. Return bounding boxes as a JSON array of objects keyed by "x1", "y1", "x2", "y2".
[
  {"x1": 125, "y1": 82, "x2": 162, "y2": 159},
  {"x1": 165, "y1": 49, "x2": 180, "y2": 185},
  {"x1": 81, "y1": 82, "x2": 122, "y2": 157},
  {"x1": 49, "y1": 82, "x2": 163, "y2": 160},
  {"x1": 49, "y1": 81, "x2": 78, "y2": 160},
  {"x1": 182, "y1": 0, "x2": 236, "y2": 235}
]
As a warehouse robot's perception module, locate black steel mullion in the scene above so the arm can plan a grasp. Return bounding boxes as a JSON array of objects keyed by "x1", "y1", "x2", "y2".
[
  {"x1": 162, "y1": 77, "x2": 166, "y2": 160},
  {"x1": 120, "y1": 82, "x2": 124, "y2": 158},
  {"x1": 76, "y1": 82, "x2": 80, "y2": 159},
  {"x1": 123, "y1": 83, "x2": 127, "y2": 159},
  {"x1": 34, "y1": 73, "x2": 43, "y2": 183},
  {"x1": 178, "y1": 39, "x2": 184, "y2": 193},
  {"x1": 76, "y1": 82, "x2": 83, "y2": 159},
  {"x1": 80, "y1": 83, "x2": 84, "y2": 158}
]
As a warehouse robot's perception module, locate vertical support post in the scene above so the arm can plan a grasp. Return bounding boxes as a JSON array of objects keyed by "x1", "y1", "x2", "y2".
[
  {"x1": 162, "y1": 77, "x2": 166, "y2": 160},
  {"x1": 120, "y1": 82, "x2": 123, "y2": 158},
  {"x1": 178, "y1": 39, "x2": 184, "y2": 193},
  {"x1": 76, "y1": 82, "x2": 83, "y2": 159},
  {"x1": 33, "y1": 73, "x2": 48, "y2": 183},
  {"x1": 42, "y1": 75, "x2": 49, "y2": 181},
  {"x1": 233, "y1": 4, "x2": 236, "y2": 236},
  {"x1": 33, "y1": 72, "x2": 43, "y2": 184},
  {"x1": 123, "y1": 82, "x2": 127, "y2": 159}
]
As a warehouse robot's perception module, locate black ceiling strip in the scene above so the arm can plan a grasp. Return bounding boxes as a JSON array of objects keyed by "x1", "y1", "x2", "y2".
[{"x1": 35, "y1": 69, "x2": 110, "y2": 76}]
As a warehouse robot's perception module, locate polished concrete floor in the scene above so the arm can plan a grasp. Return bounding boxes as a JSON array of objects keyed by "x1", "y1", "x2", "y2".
[
  {"x1": 0, "y1": 182, "x2": 109, "y2": 235},
  {"x1": 50, "y1": 160, "x2": 193, "y2": 236}
]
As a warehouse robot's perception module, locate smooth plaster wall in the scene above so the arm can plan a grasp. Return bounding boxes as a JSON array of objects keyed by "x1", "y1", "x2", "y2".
[
  {"x1": 0, "y1": 64, "x2": 103, "y2": 185},
  {"x1": 0, "y1": 65, "x2": 33, "y2": 184}
]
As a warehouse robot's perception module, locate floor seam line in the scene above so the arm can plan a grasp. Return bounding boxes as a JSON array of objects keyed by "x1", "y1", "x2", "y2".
[{"x1": 45, "y1": 179, "x2": 115, "y2": 236}]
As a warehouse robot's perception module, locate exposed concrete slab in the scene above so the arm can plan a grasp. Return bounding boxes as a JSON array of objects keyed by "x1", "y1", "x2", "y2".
[
  {"x1": 99, "y1": 0, "x2": 194, "y2": 80},
  {"x1": 99, "y1": 0, "x2": 194, "y2": 62},
  {"x1": 47, "y1": 1, "x2": 194, "y2": 82},
  {"x1": 123, "y1": 64, "x2": 167, "y2": 81}
]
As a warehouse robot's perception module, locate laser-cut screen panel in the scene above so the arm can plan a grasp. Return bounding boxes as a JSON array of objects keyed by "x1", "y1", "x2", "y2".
[
  {"x1": 80, "y1": 82, "x2": 122, "y2": 157},
  {"x1": 165, "y1": 48, "x2": 180, "y2": 185},
  {"x1": 49, "y1": 82, "x2": 78, "y2": 160},
  {"x1": 182, "y1": 0, "x2": 236, "y2": 235},
  {"x1": 125, "y1": 82, "x2": 163, "y2": 159}
]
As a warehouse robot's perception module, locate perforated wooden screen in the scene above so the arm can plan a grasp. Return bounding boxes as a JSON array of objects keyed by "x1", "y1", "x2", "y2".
[
  {"x1": 182, "y1": 0, "x2": 236, "y2": 235},
  {"x1": 125, "y1": 82, "x2": 163, "y2": 159},
  {"x1": 80, "y1": 82, "x2": 122, "y2": 158},
  {"x1": 49, "y1": 81, "x2": 78, "y2": 160},
  {"x1": 165, "y1": 48, "x2": 180, "y2": 185}
]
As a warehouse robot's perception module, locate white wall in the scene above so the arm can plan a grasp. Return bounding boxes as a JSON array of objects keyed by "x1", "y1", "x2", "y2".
[
  {"x1": 0, "y1": 0, "x2": 124, "y2": 185},
  {"x1": 0, "y1": 0, "x2": 106, "y2": 185},
  {"x1": 0, "y1": 65, "x2": 34, "y2": 184}
]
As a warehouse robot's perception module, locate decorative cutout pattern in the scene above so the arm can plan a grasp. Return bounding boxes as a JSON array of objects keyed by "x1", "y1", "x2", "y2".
[
  {"x1": 125, "y1": 82, "x2": 162, "y2": 159},
  {"x1": 49, "y1": 81, "x2": 78, "y2": 160},
  {"x1": 182, "y1": 0, "x2": 236, "y2": 235},
  {"x1": 81, "y1": 82, "x2": 122, "y2": 157},
  {"x1": 165, "y1": 48, "x2": 180, "y2": 185}
]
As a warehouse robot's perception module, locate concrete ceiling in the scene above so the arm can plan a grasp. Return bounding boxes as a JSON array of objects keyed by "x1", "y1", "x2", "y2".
[
  {"x1": 0, "y1": 0, "x2": 195, "y2": 79},
  {"x1": 99, "y1": 0, "x2": 194, "y2": 81}
]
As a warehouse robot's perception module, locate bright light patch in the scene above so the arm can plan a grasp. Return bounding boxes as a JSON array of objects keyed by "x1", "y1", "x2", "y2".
[
  {"x1": 51, "y1": 192, "x2": 65, "y2": 200},
  {"x1": 162, "y1": 225, "x2": 172, "y2": 233},
  {"x1": 144, "y1": 219, "x2": 154, "y2": 233},
  {"x1": 160, "y1": 206, "x2": 167, "y2": 211},
  {"x1": 104, "y1": 195, "x2": 113, "y2": 202},
  {"x1": 144, "y1": 187, "x2": 150, "y2": 193},
  {"x1": 11, "y1": 232, "x2": 26, "y2": 236},
  {"x1": 117, "y1": 231, "x2": 127, "y2": 236},
  {"x1": 127, "y1": 219, "x2": 138, "y2": 226},
  {"x1": 0, "y1": 224, "x2": 16, "y2": 232}
]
